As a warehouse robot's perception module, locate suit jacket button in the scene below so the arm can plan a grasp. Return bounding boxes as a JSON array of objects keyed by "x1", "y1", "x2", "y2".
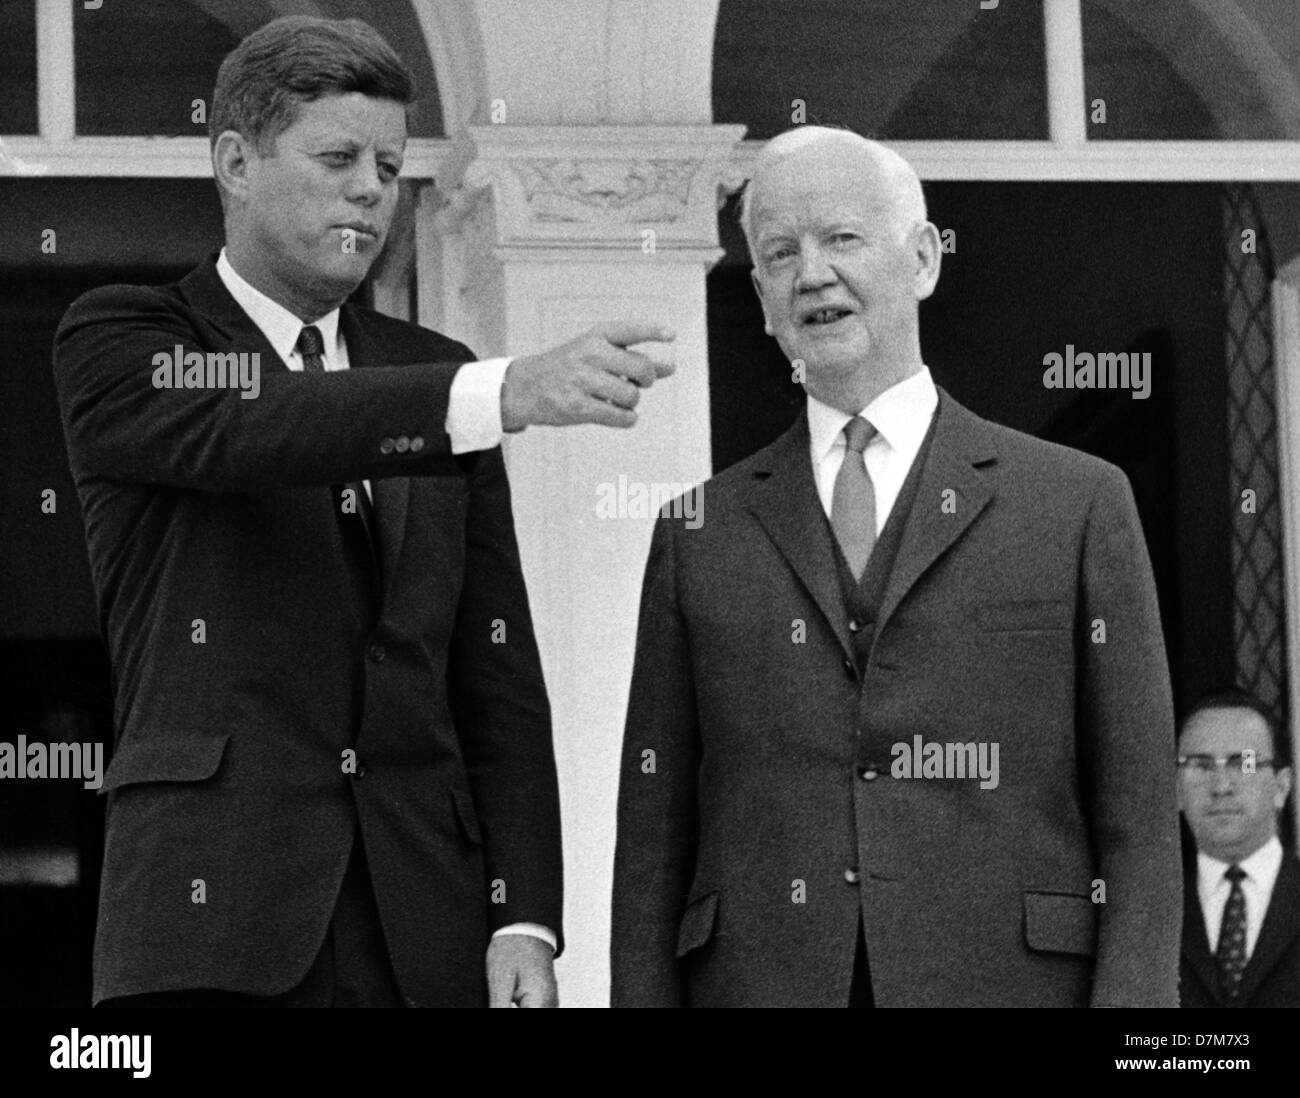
[
  {"x1": 859, "y1": 767, "x2": 878, "y2": 781},
  {"x1": 409, "y1": 436, "x2": 424, "y2": 453},
  {"x1": 379, "y1": 437, "x2": 395, "y2": 455},
  {"x1": 849, "y1": 619, "x2": 862, "y2": 634},
  {"x1": 368, "y1": 643, "x2": 386, "y2": 662},
  {"x1": 844, "y1": 867, "x2": 861, "y2": 885},
  {"x1": 395, "y1": 435, "x2": 410, "y2": 453},
  {"x1": 842, "y1": 657, "x2": 856, "y2": 679}
]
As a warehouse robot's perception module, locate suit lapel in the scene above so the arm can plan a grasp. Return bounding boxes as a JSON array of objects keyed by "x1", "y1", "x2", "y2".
[
  {"x1": 183, "y1": 257, "x2": 410, "y2": 600},
  {"x1": 1236, "y1": 853, "x2": 1300, "y2": 1004},
  {"x1": 179, "y1": 255, "x2": 288, "y2": 375},
  {"x1": 874, "y1": 389, "x2": 996, "y2": 636},
  {"x1": 1181, "y1": 864, "x2": 1222, "y2": 1004},
  {"x1": 747, "y1": 413, "x2": 854, "y2": 662},
  {"x1": 341, "y1": 304, "x2": 410, "y2": 602}
]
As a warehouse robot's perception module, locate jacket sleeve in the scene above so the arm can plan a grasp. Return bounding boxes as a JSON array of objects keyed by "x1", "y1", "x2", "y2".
[
  {"x1": 447, "y1": 446, "x2": 564, "y2": 952},
  {"x1": 1076, "y1": 463, "x2": 1182, "y2": 1006},
  {"x1": 53, "y1": 283, "x2": 473, "y2": 491},
  {"x1": 610, "y1": 514, "x2": 701, "y2": 1006}
]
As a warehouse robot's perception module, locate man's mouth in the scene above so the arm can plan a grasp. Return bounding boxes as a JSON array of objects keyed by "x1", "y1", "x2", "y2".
[
  {"x1": 802, "y1": 307, "x2": 853, "y2": 327},
  {"x1": 337, "y1": 223, "x2": 380, "y2": 240}
]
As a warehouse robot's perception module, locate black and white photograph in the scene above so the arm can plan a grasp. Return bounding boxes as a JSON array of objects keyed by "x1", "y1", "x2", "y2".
[{"x1": 1, "y1": 0, "x2": 1298, "y2": 1079}]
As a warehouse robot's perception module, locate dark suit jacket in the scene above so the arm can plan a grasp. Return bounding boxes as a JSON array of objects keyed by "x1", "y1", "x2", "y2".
[
  {"x1": 611, "y1": 390, "x2": 1180, "y2": 1007},
  {"x1": 1181, "y1": 852, "x2": 1300, "y2": 1007},
  {"x1": 53, "y1": 256, "x2": 562, "y2": 1006}
]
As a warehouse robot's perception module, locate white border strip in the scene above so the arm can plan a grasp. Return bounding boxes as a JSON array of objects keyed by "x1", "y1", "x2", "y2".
[
  {"x1": 0, "y1": 136, "x2": 453, "y2": 179},
  {"x1": 1045, "y1": 0, "x2": 1088, "y2": 146},
  {"x1": 35, "y1": 0, "x2": 75, "y2": 141},
  {"x1": 731, "y1": 140, "x2": 1300, "y2": 182},
  {"x1": 9, "y1": 137, "x2": 1300, "y2": 182},
  {"x1": 1271, "y1": 258, "x2": 1300, "y2": 844}
]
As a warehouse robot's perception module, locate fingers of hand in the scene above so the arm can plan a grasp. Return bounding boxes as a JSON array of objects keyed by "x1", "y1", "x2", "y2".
[
  {"x1": 598, "y1": 320, "x2": 676, "y2": 348},
  {"x1": 588, "y1": 372, "x2": 641, "y2": 411},
  {"x1": 486, "y1": 953, "x2": 516, "y2": 1008},
  {"x1": 581, "y1": 400, "x2": 638, "y2": 429}
]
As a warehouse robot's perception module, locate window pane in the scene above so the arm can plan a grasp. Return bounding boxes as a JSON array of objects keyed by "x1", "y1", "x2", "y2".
[
  {"x1": 74, "y1": 0, "x2": 443, "y2": 137},
  {"x1": 713, "y1": 0, "x2": 1048, "y2": 140},
  {"x1": 1084, "y1": 0, "x2": 1300, "y2": 139},
  {"x1": 0, "y1": 1, "x2": 38, "y2": 135}
]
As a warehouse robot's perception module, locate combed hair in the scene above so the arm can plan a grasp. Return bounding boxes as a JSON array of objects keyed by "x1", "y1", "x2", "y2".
[
  {"x1": 1178, "y1": 687, "x2": 1290, "y2": 768},
  {"x1": 738, "y1": 126, "x2": 927, "y2": 252},
  {"x1": 209, "y1": 16, "x2": 415, "y2": 155}
]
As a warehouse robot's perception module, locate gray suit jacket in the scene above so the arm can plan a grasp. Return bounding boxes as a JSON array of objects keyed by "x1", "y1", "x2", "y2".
[{"x1": 612, "y1": 388, "x2": 1180, "y2": 1006}]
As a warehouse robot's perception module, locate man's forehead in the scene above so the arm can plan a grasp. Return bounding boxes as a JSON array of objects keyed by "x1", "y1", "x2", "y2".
[
  {"x1": 749, "y1": 170, "x2": 892, "y2": 235},
  {"x1": 1181, "y1": 707, "x2": 1272, "y2": 749},
  {"x1": 285, "y1": 92, "x2": 407, "y2": 142}
]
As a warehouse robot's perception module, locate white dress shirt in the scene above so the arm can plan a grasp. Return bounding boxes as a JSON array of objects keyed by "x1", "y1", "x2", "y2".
[
  {"x1": 216, "y1": 249, "x2": 512, "y2": 478},
  {"x1": 215, "y1": 250, "x2": 553, "y2": 953},
  {"x1": 807, "y1": 365, "x2": 939, "y2": 527},
  {"x1": 1197, "y1": 834, "x2": 1283, "y2": 958}
]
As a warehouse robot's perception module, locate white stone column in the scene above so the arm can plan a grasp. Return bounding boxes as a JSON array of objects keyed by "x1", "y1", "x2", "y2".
[{"x1": 422, "y1": 122, "x2": 745, "y2": 1005}]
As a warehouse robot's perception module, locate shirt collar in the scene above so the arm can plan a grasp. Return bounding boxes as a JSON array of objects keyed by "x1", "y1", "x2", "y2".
[
  {"x1": 807, "y1": 364, "x2": 938, "y2": 462},
  {"x1": 1198, "y1": 834, "x2": 1284, "y2": 893},
  {"x1": 216, "y1": 247, "x2": 341, "y2": 367}
]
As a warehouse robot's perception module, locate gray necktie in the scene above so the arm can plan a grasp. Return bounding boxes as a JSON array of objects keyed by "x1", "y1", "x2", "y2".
[{"x1": 831, "y1": 416, "x2": 877, "y2": 581}]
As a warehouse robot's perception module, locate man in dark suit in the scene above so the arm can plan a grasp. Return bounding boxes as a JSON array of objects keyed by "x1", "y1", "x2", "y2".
[
  {"x1": 54, "y1": 16, "x2": 672, "y2": 1008},
  {"x1": 1178, "y1": 690, "x2": 1299, "y2": 1007},
  {"x1": 611, "y1": 126, "x2": 1181, "y2": 1007}
]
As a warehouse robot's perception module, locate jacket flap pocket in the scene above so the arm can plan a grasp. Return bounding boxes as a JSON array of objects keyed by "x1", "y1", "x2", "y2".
[
  {"x1": 976, "y1": 599, "x2": 1071, "y2": 632},
  {"x1": 101, "y1": 732, "x2": 231, "y2": 794},
  {"x1": 676, "y1": 891, "x2": 720, "y2": 958},
  {"x1": 450, "y1": 787, "x2": 483, "y2": 844},
  {"x1": 1024, "y1": 890, "x2": 1097, "y2": 956}
]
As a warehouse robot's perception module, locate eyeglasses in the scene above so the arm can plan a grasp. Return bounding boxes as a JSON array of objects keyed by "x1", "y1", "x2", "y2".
[{"x1": 1177, "y1": 753, "x2": 1276, "y2": 780}]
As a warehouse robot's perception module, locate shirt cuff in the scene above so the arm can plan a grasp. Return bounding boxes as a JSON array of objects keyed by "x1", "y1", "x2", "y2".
[
  {"x1": 446, "y1": 357, "x2": 511, "y2": 454},
  {"x1": 491, "y1": 923, "x2": 557, "y2": 952}
]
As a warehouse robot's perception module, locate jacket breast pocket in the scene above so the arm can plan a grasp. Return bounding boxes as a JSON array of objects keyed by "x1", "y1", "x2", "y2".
[
  {"x1": 676, "y1": 891, "x2": 720, "y2": 958},
  {"x1": 975, "y1": 599, "x2": 1071, "y2": 632},
  {"x1": 100, "y1": 732, "x2": 231, "y2": 794},
  {"x1": 1023, "y1": 890, "x2": 1098, "y2": 957}
]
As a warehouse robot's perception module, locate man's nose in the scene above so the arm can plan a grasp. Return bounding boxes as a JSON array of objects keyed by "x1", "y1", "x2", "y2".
[
  {"x1": 794, "y1": 245, "x2": 836, "y2": 291},
  {"x1": 347, "y1": 160, "x2": 385, "y2": 205},
  {"x1": 1210, "y1": 765, "x2": 1235, "y2": 794}
]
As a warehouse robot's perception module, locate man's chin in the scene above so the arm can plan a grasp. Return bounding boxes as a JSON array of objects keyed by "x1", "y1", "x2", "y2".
[{"x1": 310, "y1": 253, "x2": 376, "y2": 297}]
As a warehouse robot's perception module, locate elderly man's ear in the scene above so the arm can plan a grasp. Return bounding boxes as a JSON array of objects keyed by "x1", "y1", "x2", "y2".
[{"x1": 913, "y1": 221, "x2": 943, "y2": 301}]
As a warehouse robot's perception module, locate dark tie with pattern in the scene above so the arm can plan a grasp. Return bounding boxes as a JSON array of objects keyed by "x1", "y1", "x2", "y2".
[
  {"x1": 1215, "y1": 864, "x2": 1249, "y2": 1002},
  {"x1": 831, "y1": 416, "x2": 878, "y2": 580},
  {"x1": 296, "y1": 325, "x2": 377, "y2": 556}
]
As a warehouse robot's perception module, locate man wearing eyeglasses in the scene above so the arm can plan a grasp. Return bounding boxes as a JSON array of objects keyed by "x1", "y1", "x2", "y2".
[{"x1": 1177, "y1": 690, "x2": 1298, "y2": 1007}]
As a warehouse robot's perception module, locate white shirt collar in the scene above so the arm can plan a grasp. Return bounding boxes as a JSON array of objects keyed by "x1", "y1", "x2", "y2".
[
  {"x1": 807, "y1": 364, "x2": 938, "y2": 461},
  {"x1": 216, "y1": 247, "x2": 341, "y2": 368},
  {"x1": 1197, "y1": 834, "x2": 1284, "y2": 897}
]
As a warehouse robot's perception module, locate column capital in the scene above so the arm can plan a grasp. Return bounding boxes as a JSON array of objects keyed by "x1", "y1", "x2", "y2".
[{"x1": 435, "y1": 124, "x2": 748, "y2": 263}]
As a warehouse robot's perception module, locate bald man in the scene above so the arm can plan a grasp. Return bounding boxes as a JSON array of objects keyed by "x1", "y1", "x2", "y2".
[{"x1": 611, "y1": 127, "x2": 1181, "y2": 1007}]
